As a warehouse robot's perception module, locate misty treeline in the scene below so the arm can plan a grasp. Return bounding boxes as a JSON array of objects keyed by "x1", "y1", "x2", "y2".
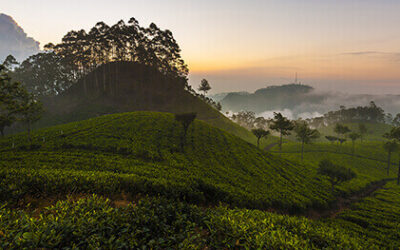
[
  {"x1": 231, "y1": 101, "x2": 397, "y2": 131},
  {"x1": 1, "y1": 18, "x2": 188, "y2": 97}
]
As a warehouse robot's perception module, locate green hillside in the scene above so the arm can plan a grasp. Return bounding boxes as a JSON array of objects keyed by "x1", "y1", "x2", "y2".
[
  {"x1": 1, "y1": 111, "x2": 398, "y2": 248},
  {"x1": 0, "y1": 111, "x2": 332, "y2": 211},
  {"x1": 26, "y1": 62, "x2": 256, "y2": 144}
]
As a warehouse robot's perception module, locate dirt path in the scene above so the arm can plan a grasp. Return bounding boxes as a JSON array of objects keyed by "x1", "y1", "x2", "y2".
[{"x1": 305, "y1": 178, "x2": 395, "y2": 219}]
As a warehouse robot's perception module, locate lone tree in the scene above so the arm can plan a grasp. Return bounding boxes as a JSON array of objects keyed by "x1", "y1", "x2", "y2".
[
  {"x1": 175, "y1": 112, "x2": 197, "y2": 152},
  {"x1": 358, "y1": 123, "x2": 368, "y2": 142},
  {"x1": 198, "y1": 79, "x2": 211, "y2": 95},
  {"x1": 294, "y1": 122, "x2": 320, "y2": 160},
  {"x1": 348, "y1": 132, "x2": 361, "y2": 156},
  {"x1": 383, "y1": 140, "x2": 398, "y2": 176},
  {"x1": 318, "y1": 159, "x2": 356, "y2": 192},
  {"x1": 383, "y1": 127, "x2": 400, "y2": 183},
  {"x1": 251, "y1": 128, "x2": 270, "y2": 148},
  {"x1": 334, "y1": 123, "x2": 351, "y2": 148},
  {"x1": 270, "y1": 112, "x2": 294, "y2": 151}
]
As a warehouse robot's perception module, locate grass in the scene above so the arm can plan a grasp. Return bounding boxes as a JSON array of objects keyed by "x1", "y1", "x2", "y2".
[
  {"x1": 0, "y1": 196, "x2": 375, "y2": 249},
  {"x1": 1, "y1": 111, "x2": 399, "y2": 248},
  {"x1": 332, "y1": 181, "x2": 400, "y2": 248}
]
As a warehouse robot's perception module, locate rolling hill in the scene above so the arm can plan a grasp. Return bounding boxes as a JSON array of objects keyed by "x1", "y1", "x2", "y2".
[
  {"x1": 35, "y1": 61, "x2": 255, "y2": 143},
  {"x1": 1, "y1": 111, "x2": 398, "y2": 248}
]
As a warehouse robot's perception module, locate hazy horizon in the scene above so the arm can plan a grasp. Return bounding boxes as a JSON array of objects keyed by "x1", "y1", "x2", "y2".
[{"x1": 2, "y1": 0, "x2": 400, "y2": 94}]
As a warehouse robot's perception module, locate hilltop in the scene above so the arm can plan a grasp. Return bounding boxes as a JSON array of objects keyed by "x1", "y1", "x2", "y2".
[
  {"x1": 220, "y1": 84, "x2": 322, "y2": 113},
  {"x1": 34, "y1": 62, "x2": 254, "y2": 142}
]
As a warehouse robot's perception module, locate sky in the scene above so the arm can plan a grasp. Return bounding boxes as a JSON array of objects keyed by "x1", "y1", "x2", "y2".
[{"x1": 2, "y1": 0, "x2": 400, "y2": 94}]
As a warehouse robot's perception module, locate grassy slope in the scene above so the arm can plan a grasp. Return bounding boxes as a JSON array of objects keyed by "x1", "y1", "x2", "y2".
[
  {"x1": 316, "y1": 122, "x2": 392, "y2": 142},
  {"x1": 331, "y1": 181, "x2": 400, "y2": 248},
  {"x1": 2, "y1": 111, "x2": 341, "y2": 211}
]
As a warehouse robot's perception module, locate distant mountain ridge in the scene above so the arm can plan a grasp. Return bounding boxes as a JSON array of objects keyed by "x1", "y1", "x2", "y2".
[
  {"x1": 220, "y1": 83, "x2": 322, "y2": 113},
  {"x1": 0, "y1": 13, "x2": 40, "y2": 62}
]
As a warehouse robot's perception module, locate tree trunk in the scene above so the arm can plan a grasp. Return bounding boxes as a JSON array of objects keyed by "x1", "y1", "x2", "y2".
[
  {"x1": 387, "y1": 152, "x2": 391, "y2": 176},
  {"x1": 257, "y1": 138, "x2": 260, "y2": 148},
  {"x1": 301, "y1": 141, "x2": 304, "y2": 160},
  {"x1": 279, "y1": 133, "x2": 283, "y2": 151},
  {"x1": 352, "y1": 141, "x2": 355, "y2": 156},
  {"x1": 397, "y1": 158, "x2": 400, "y2": 185},
  {"x1": 27, "y1": 121, "x2": 31, "y2": 144},
  {"x1": 0, "y1": 128, "x2": 4, "y2": 137}
]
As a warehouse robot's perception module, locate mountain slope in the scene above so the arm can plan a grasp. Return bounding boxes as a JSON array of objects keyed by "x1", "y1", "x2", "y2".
[
  {"x1": 0, "y1": 13, "x2": 40, "y2": 62},
  {"x1": 38, "y1": 61, "x2": 254, "y2": 142},
  {"x1": 2, "y1": 111, "x2": 338, "y2": 211}
]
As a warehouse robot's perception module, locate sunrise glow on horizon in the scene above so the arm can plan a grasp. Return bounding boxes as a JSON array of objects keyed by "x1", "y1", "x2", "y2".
[{"x1": 2, "y1": 0, "x2": 400, "y2": 94}]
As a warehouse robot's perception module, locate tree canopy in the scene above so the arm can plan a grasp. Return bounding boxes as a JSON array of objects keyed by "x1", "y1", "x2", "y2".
[{"x1": 6, "y1": 18, "x2": 188, "y2": 97}]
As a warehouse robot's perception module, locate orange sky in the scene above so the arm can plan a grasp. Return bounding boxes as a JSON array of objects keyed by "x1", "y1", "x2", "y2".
[{"x1": 2, "y1": 0, "x2": 400, "y2": 93}]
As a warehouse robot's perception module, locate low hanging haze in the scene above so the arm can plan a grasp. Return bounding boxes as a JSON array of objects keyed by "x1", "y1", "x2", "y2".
[{"x1": 2, "y1": 0, "x2": 400, "y2": 94}]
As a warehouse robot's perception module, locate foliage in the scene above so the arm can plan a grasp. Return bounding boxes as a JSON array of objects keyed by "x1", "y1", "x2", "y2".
[
  {"x1": 198, "y1": 79, "x2": 211, "y2": 95},
  {"x1": 294, "y1": 121, "x2": 320, "y2": 159},
  {"x1": 251, "y1": 128, "x2": 270, "y2": 148},
  {"x1": 174, "y1": 112, "x2": 197, "y2": 151},
  {"x1": 0, "y1": 196, "x2": 375, "y2": 249},
  {"x1": 8, "y1": 18, "x2": 188, "y2": 97},
  {"x1": 333, "y1": 182, "x2": 400, "y2": 248},
  {"x1": 0, "y1": 111, "x2": 340, "y2": 211},
  {"x1": 270, "y1": 112, "x2": 294, "y2": 150},
  {"x1": 317, "y1": 159, "x2": 356, "y2": 191}
]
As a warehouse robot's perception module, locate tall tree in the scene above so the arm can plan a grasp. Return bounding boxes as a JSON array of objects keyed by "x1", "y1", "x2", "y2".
[
  {"x1": 358, "y1": 123, "x2": 368, "y2": 142},
  {"x1": 198, "y1": 79, "x2": 211, "y2": 95},
  {"x1": 2, "y1": 55, "x2": 19, "y2": 72},
  {"x1": 294, "y1": 122, "x2": 320, "y2": 160},
  {"x1": 383, "y1": 127, "x2": 400, "y2": 184},
  {"x1": 348, "y1": 132, "x2": 361, "y2": 156},
  {"x1": 17, "y1": 90, "x2": 44, "y2": 143},
  {"x1": 251, "y1": 128, "x2": 270, "y2": 148},
  {"x1": 334, "y1": 123, "x2": 351, "y2": 147},
  {"x1": 270, "y1": 112, "x2": 294, "y2": 151},
  {"x1": 175, "y1": 113, "x2": 196, "y2": 152},
  {"x1": 0, "y1": 65, "x2": 23, "y2": 136},
  {"x1": 383, "y1": 140, "x2": 398, "y2": 176}
]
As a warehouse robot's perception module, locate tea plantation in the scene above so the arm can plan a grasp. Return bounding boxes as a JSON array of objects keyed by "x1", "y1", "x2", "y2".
[{"x1": 1, "y1": 111, "x2": 399, "y2": 248}]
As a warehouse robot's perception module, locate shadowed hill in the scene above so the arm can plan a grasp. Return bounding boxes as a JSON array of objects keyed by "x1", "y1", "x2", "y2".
[
  {"x1": 38, "y1": 61, "x2": 254, "y2": 142},
  {"x1": 1, "y1": 111, "x2": 336, "y2": 211}
]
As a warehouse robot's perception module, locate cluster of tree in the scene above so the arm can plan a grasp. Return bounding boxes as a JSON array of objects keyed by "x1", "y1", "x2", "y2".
[
  {"x1": 230, "y1": 111, "x2": 270, "y2": 130},
  {"x1": 2, "y1": 18, "x2": 188, "y2": 97},
  {"x1": 324, "y1": 123, "x2": 367, "y2": 155},
  {"x1": 307, "y1": 102, "x2": 387, "y2": 127},
  {"x1": 241, "y1": 112, "x2": 320, "y2": 158},
  {"x1": 0, "y1": 65, "x2": 43, "y2": 140},
  {"x1": 382, "y1": 127, "x2": 400, "y2": 184}
]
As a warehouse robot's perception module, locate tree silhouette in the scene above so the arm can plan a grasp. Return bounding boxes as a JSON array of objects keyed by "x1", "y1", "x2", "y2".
[
  {"x1": 318, "y1": 159, "x2": 356, "y2": 192},
  {"x1": 198, "y1": 79, "x2": 211, "y2": 95},
  {"x1": 334, "y1": 124, "x2": 350, "y2": 148},
  {"x1": 383, "y1": 127, "x2": 400, "y2": 184},
  {"x1": 294, "y1": 122, "x2": 320, "y2": 160},
  {"x1": 269, "y1": 112, "x2": 294, "y2": 151},
  {"x1": 2, "y1": 55, "x2": 19, "y2": 72},
  {"x1": 17, "y1": 90, "x2": 44, "y2": 143},
  {"x1": 383, "y1": 140, "x2": 398, "y2": 176},
  {"x1": 175, "y1": 113, "x2": 197, "y2": 152},
  {"x1": 358, "y1": 123, "x2": 368, "y2": 142},
  {"x1": 251, "y1": 128, "x2": 270, "y2": 148},
  {"x1": 348, "y1": 132, "x2": 361, "y2": 156},
  {"x1": 0, "y1": 65, "x2": 22, "y2": 136}
]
